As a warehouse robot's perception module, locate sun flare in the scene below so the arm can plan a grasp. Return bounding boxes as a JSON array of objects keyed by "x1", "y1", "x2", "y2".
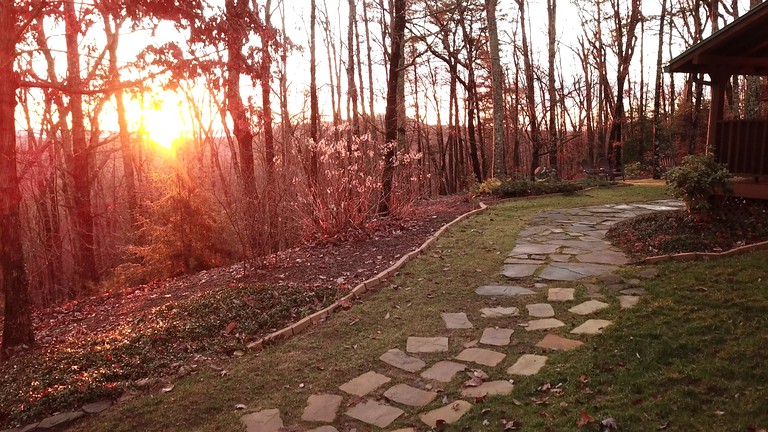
[{"x1": 129, "y1": 93, "x2": 190, "y2": 151}]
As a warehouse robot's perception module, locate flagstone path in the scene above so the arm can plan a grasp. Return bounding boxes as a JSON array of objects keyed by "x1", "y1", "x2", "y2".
[{"x1": 240, "y1": 200, "x2": 684, "y2": 432}]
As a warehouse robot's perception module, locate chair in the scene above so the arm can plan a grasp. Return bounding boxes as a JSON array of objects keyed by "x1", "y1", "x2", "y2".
[
  {"x1": 598, "y1": 157, "x2": 625, "y2": 181},
  {"x1": 660, "y1": 156, "x2": 675, "y2": 172},
  {"x1": 580, "y1": 159, "x2": 601, "y2": 178}
]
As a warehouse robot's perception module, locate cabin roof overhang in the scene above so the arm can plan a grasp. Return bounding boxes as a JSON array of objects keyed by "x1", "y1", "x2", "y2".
[{"x1": 667, "y1": 1, "x2": 768, "y2": 77}]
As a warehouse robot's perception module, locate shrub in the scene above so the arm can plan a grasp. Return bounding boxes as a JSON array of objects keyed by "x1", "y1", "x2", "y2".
[
  {"x1": 663, "y1": 153, "x2": 732, "y2": 218},
  {"x1": 623, "y1": 161, "x2": 643, "y2": 178}
]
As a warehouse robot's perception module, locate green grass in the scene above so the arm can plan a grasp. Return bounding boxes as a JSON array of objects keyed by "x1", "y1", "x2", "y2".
[{"x1": 31, "y1": 182, "x2": 768, "y2": 432}]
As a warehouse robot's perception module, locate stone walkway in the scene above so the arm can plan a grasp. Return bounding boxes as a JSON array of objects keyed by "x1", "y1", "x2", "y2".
[{"x1": 240, "y1": 200, "x2": 684, "y2": 432}]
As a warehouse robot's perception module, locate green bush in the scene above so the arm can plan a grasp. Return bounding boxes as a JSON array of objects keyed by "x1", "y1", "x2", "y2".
[
  {"x1": 663, "y1": 153, "x2": 732, "y2": 218},
  {"x1": 623, "y1": 161, "x2": 643, "y2": 178},
  {"x1": 471, "y1": 177, "x2": 582, "y2": 198}
]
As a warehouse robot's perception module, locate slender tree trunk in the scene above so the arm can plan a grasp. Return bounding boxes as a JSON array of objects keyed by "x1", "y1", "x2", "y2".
[
  {"x1": 362, "y1": 0, "x2": 376, "y2": 135},
  {"x1": 547, "y1": 0, "x2": 558, "y2": 170},
  {"x1": 309, "y1": 0, "x2": 320, "y2": 186},
  {"x1": 378, "y1": 0, "x2": 406, "y2": 215},
  {"x1": 65, "y1": 0, "x2": 99, "y2": 292},
  {"x1": 1, "y1": 0, "x2": 35, "y2": 357},
  {"x1": 516, "y1": 0, "x2": 542, "y2": 178},
  {"x1": 261, "y1": 0, "x2": 276, "y2": 184},
  {"x1": 652, "y1": 0, "x2": 667, "y2": 179},
  {"x1": 486, "y1": 0, "x2": 506, "y2": 178},
  {"x1": 347, "y1": 0, "x2": 359, "y2": 138}
]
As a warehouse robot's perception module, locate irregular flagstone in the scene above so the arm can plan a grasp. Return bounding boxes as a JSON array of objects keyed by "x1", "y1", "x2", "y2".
[
  {"x1": 302, "y1": 394, "x2": 343, "y2": 422},
  {"x1": 547, "y1": 288, "x2": 575, "y2": 301},
  {"x1": 621, "y1": 288, "x2": 647, "y2": 296},
  {"x1": 501, "y1": 264, "x2": 540, "y2": 278},
  {"x1": 568, "y1": 300, "x2": 610, "y2": 315},
  {"x1": 546, "y1": 239, "x2": 611, "y2": 251},
  {"x1": 539, "y1": 262, "x2": 618, "y2": 281},
  {"x1": 390, "y1": 429, "x2": 416, "y2": 432},
  {"x1": 526, "y1": 303, "x2": 555, "y2": 317},
  {"x1": 479, "y1": 328, "x2": 514, "y2": 346},
  {"x1": 241, "y1": 409, "x2": 283, "y2": 432},
  {"x1": 345, "y1": 400, "x2": 404, "y2": 428},
  {"x1": 420, "y1": 361, "x2": 467, "y2": 382},
  {"x1": 307, "y1": 427, "x2": 340, "y2": 432},
  {"x1": 507, "y1": 354, "x2": 548, "y2": 376},
  {"x1": 476, "y1": 285, "x2": 535, "y2": 297},
  {"x1": 535, "y1": 334, "x2": 584, "y2": 351},
  {"x1": 82, "y1": 400, "x2": 112, "y2": 414},
  {"x1": 406, "y1": 337, "x2": 448, "y2": 353},
  {"x1": 525, "y1": 318, "x2": 565, "y2": 331},
  {"x1": 480, "y1": 306, "x2": 520, "y2": 318},
  {"x1": 380, "y1": 348, "x2": 426, "y2": 372},
  {"x1": 549, "y1": 254, "x2": 572, "y2": 262},
  {"x1": 419, "y1": 400, "x2": 473, "y2": 427},
  {"x1": 37, "y1": 412, "x2": 84, "y2": 429},
  {"x1": 384, "y1": 384, "x2": 438, "y2": 407},
  {"x1": 442, "y1": 312, "x2": 473, "y2": 329},
  {"x1": 460, "y1": 380, "x2": 514, "y2": 398},
  {"x1": 509, "y1": 243, "x2": 560, "y2": 255},
  {"x1": 504, "y1": 258, "x2": 546, "y2": 265},
  {"x1": 598, "y1": 273, "x2": 624, "y2": 285},
  {"x1": 455, "y1": 347, "x2": 506, "y2": 367},
  {"x1": 339, "y1": 371, "x2": 391, "y2": 396},
  {"x1": 619, "y1": 295, "x2": 640, "y2": 309},
  {"x1": 576, "y1": 250, "x2": 630, "y2": 265},
  {"x1": 571, "y1": 319, "x2": 613, "y2": 335}
]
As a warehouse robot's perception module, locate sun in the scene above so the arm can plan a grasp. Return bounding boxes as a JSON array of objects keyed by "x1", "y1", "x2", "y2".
[{"x1": 130, "y1": 92, "x2": 190, "y2": 150}]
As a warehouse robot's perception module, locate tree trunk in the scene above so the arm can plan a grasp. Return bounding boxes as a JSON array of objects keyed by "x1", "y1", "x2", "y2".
[
  {"x1": 0, "y1": 0, "x2": 35, "y2": 357},
  {"x1": 486, "y1": 0, "x2": 506, "y2": 178},
  {"x1": 65, "y1": 0, "x2": 99, "y2": 292},
  {"x1": 378, "y1": 0, "x2": 406, "y2": 215},
  {"x1": 652, "y1": 0, "x2": 667, "y2": 179},
  {"x1": 516, "y1": 0, "x2": 542, "y2": 178},
  {"x1": 309, "y1": 0, "x2": 320, "y2": 186},
  {"x1": 347, "y1": 0, "x2": 360, "y2": 138},
  {"x1": 547, "y1": 0, "x2": 558, "y2": 171}
]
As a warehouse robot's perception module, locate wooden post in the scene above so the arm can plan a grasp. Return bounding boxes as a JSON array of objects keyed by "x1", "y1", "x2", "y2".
[{"x1": 707, "y1": 72, "x2": 729, "y2": 156}]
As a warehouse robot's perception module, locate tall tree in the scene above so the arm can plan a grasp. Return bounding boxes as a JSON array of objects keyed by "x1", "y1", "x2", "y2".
[
  {"x1": 652, "y1": 0, "x2": 668, "y2": 179},
  {"x1": 516, "y1": 0, "x2": 543, "y2": 178},
  {"x1": 0, "y1": 0, "x2": 35, "y2": 357},
  {"x1": 309, "y1": 0, "x2": 320, "y2": 186},
  {"x1": 486, "y1": 0, "x2": 506, "y2": 178},
  {"x1": 547, "y1": 0, "x2": 558, "y2": 170},
  {"x1": 378, "y1": 0, "x2": 406, "y2": 215}
]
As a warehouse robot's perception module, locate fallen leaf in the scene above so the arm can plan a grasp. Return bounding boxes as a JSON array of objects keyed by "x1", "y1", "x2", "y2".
[
  {"x1": 223, "y1": 322, "x2": 237, "y2": 335},
  {"x1": 503, "y1": 419, "x2": 522, "y2": 431},
  {"x1": 234, "y1": 404, "x2": 246, "y2": 410},
  {"x1": 578, "y1": 410, "x2": 595, "y2": 427},
  {"x1": 579, "y1": 374, "x2": 589, "y2": 383},
  {"x1": 160, "y1": 384, "x2": 174, "y2": 393},
  {"x1": 463, "y1": 377, "x2": 484, "y2": 388},
  {"x1": 600, "y1": 418, "x2": 619, "y2": 431},
  {"x1": 659, "y1": 421, "x2": 670, "y2": 430},
  {"x1": 475, "y1": 396, "x2": 486, "y2": 403}
]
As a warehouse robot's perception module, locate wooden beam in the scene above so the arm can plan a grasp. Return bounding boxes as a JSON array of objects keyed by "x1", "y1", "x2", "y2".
[
  {"x1": 693, "y1": 54, "x2": 768, "y2": 70},
  {"x1": 706, "y1": 72, "x2": 729, "y2": 156}
]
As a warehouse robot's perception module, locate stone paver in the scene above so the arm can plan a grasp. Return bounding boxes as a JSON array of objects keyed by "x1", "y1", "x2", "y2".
[
  {"x1": 302, "y1": 394, "x2": 343, "y2": 422},
  {"x1": 576, "y1": 250, "x2": 630, "y2": 265},
  {"x1": 639, "y1": 268, "x2": 659, "y2": 279},
  {"x1": 460, "y1": 380, "x2": 514, "y2": 398},
  {"x1": 568, "y1": 300, "x2": 610, "y2": 315},
  {"x1": 509, "y1": 244, "x2": 560, "y2": 255},
  {"x1": 598, "y1": 273, "x2": 624, "y2": 285},
  {"x1": 480, "y1": 306, "x2": 520, "y2": 317},
  {"x1": 383, "y1": 384, "x2": 438, "y2": 407},
  {"x1": 420, "y1": 361, "x2": 467, "y2": 382},
  {"x1": 479, "y1": 328, "x2": 514, "y2": 346},
  {"x1": 307, "y1": 426, "x2": 339, "y2": 432},
  {"x1": 307, "y1": 427, "x2": 339, "y2": 432},
  {"x1": 442, "y1": 312, "x2": 473, "y2": 329},
  {"x1": 571, "y1": 319, "x2": 613, "y2": 335},
  {"x1": 406, "y1": 337, "x2": 449, "y2": 353},
  {"x1": 525, "y1": 318, "x2": 565, "y2": 331},
  {"x1": 82, "y1": 400, "x2": 112, "y2": 414},
  {"x1": 547, "y1": 288, "x2": 575, "y2": 301},
  {"x1": 621, "y1": 288, "x2": 647, "y2": 296},
  {"x1": 535, "y1": 334, "x2": 584, "y2": 351},
  {"x1": 380, "y1": 349, "x2": 426, "y2": 372},
  {"x1": 476, "y1": 285, "x2": 535, "y2": 296},
  {"x1": 501, "y1": 264, "x2": 540, "y2": 278},
  {"x1": 507, "y1": 354, "x2": 548, "y2": 376},
  {"x1": 455, "y1": 347, "x2": 506, "y2": 367},
  {"x1": 540, "y1": 262, "x2": 618, "y2": 281},
  {"x1": 36, "y1": 412, "x2": 84, "y2": 429},
  {"x1": 619, "y1": 295, "x2": 640, "y2": 309},
  {"x1": 345, "y1": 400, "x2": 404, "y2": 428},
  {"x1": 526, "y1": 303, "x2": 555, "y2": 317},
  {"x1": 339, "y1": 371, "x2": 391, "y2": 396},
  {"x1": 241, "y1": 409, "x2": 283, "y2": 432},
  {"x1": 419, "y1": 400, "x2": 473, "y2": 427}
]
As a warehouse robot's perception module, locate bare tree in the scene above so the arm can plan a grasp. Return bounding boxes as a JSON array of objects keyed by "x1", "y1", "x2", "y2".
[{"x1": 486, "y1": 0, "x2": 506, "y2": 178}]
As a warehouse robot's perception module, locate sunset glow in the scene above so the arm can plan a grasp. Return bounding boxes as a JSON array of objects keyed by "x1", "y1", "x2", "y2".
[{"x1": 131, "y1": 94, "x2": 189, "y2": 151}]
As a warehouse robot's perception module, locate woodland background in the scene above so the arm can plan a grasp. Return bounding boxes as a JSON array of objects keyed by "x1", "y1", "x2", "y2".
[{"x1": 0, "y1": 0, "x2": 766, "y2": 353}]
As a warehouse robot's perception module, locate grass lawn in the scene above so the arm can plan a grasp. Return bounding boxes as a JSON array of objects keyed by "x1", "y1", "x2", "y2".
[{"x1": 65, "y1": 184, "x2": 767, "y2": 432}]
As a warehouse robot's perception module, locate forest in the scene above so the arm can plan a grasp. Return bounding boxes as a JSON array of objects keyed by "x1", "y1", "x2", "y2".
[{"x1": 0, "y1": 0, "x2": 765, "y2": 355}]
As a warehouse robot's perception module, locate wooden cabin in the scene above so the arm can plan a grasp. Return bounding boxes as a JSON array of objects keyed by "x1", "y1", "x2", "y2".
[{"x1": 667, "y1": 2, "x2": 768, "y2": 199}]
